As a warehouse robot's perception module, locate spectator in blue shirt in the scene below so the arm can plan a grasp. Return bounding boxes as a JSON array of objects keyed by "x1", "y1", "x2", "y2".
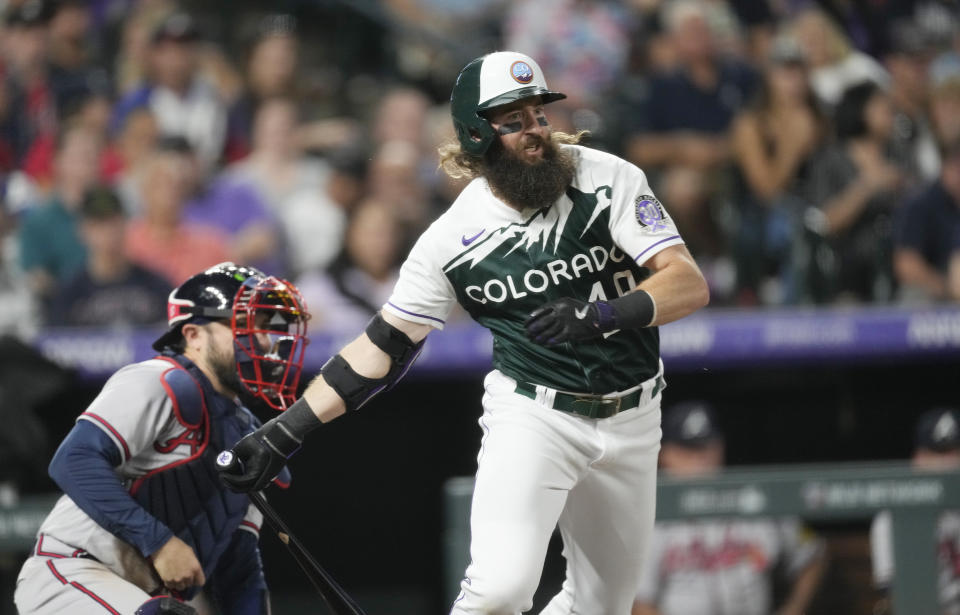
[
  {"x1": 621, "y1": 0, "x2": 757, "y2": 302},
  {"x1": 895, "y1": 138, "x2": 960, "y2": 302},
  {"x1": 48, "y1": 185, "x2": 170, "y2": 327}
]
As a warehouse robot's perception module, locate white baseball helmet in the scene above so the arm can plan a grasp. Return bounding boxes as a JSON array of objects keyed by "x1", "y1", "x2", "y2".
[{"x1": 450, "y1": 51, "x2": 566, "y2": 155}]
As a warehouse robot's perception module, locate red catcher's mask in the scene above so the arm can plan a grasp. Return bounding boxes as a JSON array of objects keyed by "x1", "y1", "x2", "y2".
[{"x1": 230, "y1": 275, "x2": 309, "y2": 411}]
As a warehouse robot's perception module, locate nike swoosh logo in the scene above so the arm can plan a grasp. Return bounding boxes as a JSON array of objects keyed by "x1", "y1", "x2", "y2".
[
  {"x1": 461, "y1": 230, "x2": 485, "y2": 246},
  {"x1": 574, "y1": 305, "x2": 590, "y2": 320}
]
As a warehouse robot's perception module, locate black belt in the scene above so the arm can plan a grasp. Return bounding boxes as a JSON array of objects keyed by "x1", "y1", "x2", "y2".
[{"x1": 514, "y1": 377, "x2": 663, "y2": 419}]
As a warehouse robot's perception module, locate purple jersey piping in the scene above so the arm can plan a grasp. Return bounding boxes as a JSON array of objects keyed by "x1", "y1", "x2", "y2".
[
  {"x1": 634, "y1": 235, "x2": 682, "y2": 263},
  {"x1": 386, "y1": 302, "x2": 446, "y2": 324}
]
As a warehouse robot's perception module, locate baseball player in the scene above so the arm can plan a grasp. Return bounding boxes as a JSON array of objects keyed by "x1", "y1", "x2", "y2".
[
  {"x1": 870, "y1": 406, "x2": 960, "y2": 615},
  {"x1": 218, "y1": 51, "x2": 709, "y2": 614},
  {"x1": 633, "y1": 401, "x2": 826, "y2": 615},
  {"x1": 14, "y1": 262, "x2": 310, "y2": 615}
]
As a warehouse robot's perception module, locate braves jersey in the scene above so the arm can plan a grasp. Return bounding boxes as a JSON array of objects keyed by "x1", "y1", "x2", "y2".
[
  {"x1": 635, "y1": 518, "x2": 824, "y2": 615},
  {"x1": 384, "y1": 144, "x2": 684, "y2": 393},
  {"x1": 871, "y1": 510, "x2": 960, "y2": 614},
  {"x1": 35, "y1": 357, "x2": 263, "y2": 594}
]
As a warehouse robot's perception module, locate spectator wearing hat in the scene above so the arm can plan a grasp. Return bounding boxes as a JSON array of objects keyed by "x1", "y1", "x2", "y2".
[
  {"x1": 111, "y1": 12, "x2": 228, "y2": 171},
  {"x1": 894, "y1": 138, "x2": 960, "y2": 302},
  {"x1": 870, "y1": 407, "x2": 960, "y2": 615},
  {"x1": 1, "y1": 0, "x2": 106, "y2": 166},
  {"x1": 47, "y1": 186, "x2": 169, "y2": 327},
  {"x1": 0, "y1": 0, "x2": 58, "y2": 166},
  {"x1": 633, "y1": 401, "x2": 826, "y2": 615},
  {"x1": 45, "y1": 0, "x2": 109, "y2": 119},
  {"x1": 882, "y1": 20, "x2": 940, "y2": 183}
]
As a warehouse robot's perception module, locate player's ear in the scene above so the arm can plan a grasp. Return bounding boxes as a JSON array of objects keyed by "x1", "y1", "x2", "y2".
[{"x1": 180, "y1": 323, "x2": 204, "y2": 352}]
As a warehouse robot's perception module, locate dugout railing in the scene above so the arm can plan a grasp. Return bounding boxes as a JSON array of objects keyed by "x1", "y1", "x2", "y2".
[{"x1": 443, "y1": 462, "x2": 960, "y2": 614}]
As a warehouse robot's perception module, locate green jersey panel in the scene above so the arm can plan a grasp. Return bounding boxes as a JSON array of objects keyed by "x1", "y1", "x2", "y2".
[
  {"x1": 442, "y1": 185, "x2": 659, "y2": 393},
  {"x1": 384, "y1": 145, "x2": 685, "y2": 394}
]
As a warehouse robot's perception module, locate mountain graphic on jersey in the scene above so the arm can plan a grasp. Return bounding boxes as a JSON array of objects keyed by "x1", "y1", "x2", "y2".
[
  {"x1": 444, "y1": 185, "x2": 610, "y2": 273},
  {"x1": 442, "y1": 185, "x2": 661, "y2": 394},
  {"x1": 442, "y1": 185, "x2": 636, "y2": 312}
]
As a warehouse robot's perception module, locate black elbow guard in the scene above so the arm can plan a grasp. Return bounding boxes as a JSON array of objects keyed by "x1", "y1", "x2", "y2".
[{"x1": 320, "y1": 313, "x2": 425, "y2": 411}]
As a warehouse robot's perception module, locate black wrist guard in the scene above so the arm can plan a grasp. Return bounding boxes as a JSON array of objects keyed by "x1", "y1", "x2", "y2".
[
  {"x1": 607, "y1": 289, "x2": 656, "y2": 329},
  {"x1": 264, "y1": 398, "x2": 321, "y2": 458}
]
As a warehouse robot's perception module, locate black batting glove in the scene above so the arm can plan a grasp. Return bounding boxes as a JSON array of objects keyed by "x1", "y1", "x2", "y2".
[
  {"x1": 524, "y1": 297, "x2": 617, "y2": 346},
  {"x1": 217, "y1": 399, "x2": 320, "y2": 493}
]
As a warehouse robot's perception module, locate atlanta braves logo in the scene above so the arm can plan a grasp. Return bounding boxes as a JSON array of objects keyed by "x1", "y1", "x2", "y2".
[
  {"x1": 635, "y1": 195, "x2": 668, "y2": 232},
  {"x1": 511, "y1": 61, "x2": 534, "y2": 84},
  {"x1": 155, "y1": 427, "x2": 204, "y2": 455}
]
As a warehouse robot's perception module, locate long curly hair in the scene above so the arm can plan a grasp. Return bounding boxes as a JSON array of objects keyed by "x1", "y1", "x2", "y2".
[{"x1": 437, "y1": 130, "x2": 589, "y2": 180}]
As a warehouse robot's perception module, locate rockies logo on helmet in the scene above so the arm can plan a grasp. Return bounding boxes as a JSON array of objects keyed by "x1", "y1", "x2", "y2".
[{"x1": 510, "y1": 61, "x2": 534, "y2": 84}]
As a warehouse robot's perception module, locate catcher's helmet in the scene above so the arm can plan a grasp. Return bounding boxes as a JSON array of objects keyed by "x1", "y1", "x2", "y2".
[
  {"x1": 450, "y1": 51, "x2": 566, "y2": 156},
  {"x1": 153, "y1": 262, "x2": 310, "y2": 410}
]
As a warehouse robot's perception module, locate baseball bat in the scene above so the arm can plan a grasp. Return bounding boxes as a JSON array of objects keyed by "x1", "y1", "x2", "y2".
[{"x1": 249, "y1": 491, "x2": 367, "y2": 615}]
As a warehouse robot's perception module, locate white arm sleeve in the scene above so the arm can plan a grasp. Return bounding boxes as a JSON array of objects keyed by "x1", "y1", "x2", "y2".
[
  {"x1": 384, "y1": 226, "x2": 457, "y2": 329},
  {"x1": 607, "y1": 160, "x2": 685, "y2": 266}
]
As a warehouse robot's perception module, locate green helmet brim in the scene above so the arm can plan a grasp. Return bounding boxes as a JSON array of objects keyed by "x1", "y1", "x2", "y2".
[{"x1": 477, "y1": 87, "x2": 567, "y2": 112}]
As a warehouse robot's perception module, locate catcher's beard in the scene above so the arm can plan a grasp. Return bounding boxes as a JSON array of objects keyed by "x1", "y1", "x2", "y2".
[
  {"x1": 482, "y1": 135, "x2": 575, "y2": 211},
  {"x1": 207, "y1": 336, "x2": 245, "y2": 398}
]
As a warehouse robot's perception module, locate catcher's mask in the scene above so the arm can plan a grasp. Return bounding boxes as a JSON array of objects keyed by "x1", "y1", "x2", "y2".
[
  {"x1": 230, "y1": 274, "x2": 309, "y2": 411},
  {"x1": 153, "y1": 262, "x2": 310, "y2": 411}
]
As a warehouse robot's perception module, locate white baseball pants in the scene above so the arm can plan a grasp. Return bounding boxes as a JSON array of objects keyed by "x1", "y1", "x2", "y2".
[{"x1": 450, "y1": 369, "x2": 662, "y2": 615}]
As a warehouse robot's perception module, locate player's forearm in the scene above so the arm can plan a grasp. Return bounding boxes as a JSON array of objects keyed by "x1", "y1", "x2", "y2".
[
  {"x1": 778, "y1": 553, "x2": 827, "y2": 615},
  {"x1": 302, "y1": 312, "x2": 432, "y2": 422},
  {"x1": 640, "y1": 257, "x2": 710, "y2": 326}
]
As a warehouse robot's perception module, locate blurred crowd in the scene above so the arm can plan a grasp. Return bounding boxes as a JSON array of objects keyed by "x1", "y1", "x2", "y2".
[{"x1": 0, "y1": 0, "x2": 959, "y2": 338}]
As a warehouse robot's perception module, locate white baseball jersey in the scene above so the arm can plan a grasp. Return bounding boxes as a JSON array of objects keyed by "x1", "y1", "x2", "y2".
[
  {"x1": 18, "y1": 358, "x2": 261, "y2": 596},
  {"x1": 391, "y1": 143, "x2": 685, "y2": 613},
  {"x1": 385, "y1": 143, "x2": 684, "y2": 394},
  {"x1": 636, "y1": 518, "x2": 824, "y2": 615},
  {"x1": 871, "y1": 510, "x2": 960, "y2": 613}
]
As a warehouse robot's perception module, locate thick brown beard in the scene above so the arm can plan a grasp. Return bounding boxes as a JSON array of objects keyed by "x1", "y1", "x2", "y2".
[{"x1": 482, "y1": 135, "x2": 575, "y2": 211}]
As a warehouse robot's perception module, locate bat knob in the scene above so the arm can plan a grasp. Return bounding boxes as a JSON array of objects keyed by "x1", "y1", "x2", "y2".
[{"x1": 216, "y1": 450, "x2": 235, "y2": 469}]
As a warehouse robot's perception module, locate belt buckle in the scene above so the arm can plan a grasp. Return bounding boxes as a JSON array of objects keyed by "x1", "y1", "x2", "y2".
[{"x1": 573, "y1": 395, "x2": 621, "y2": 419}]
